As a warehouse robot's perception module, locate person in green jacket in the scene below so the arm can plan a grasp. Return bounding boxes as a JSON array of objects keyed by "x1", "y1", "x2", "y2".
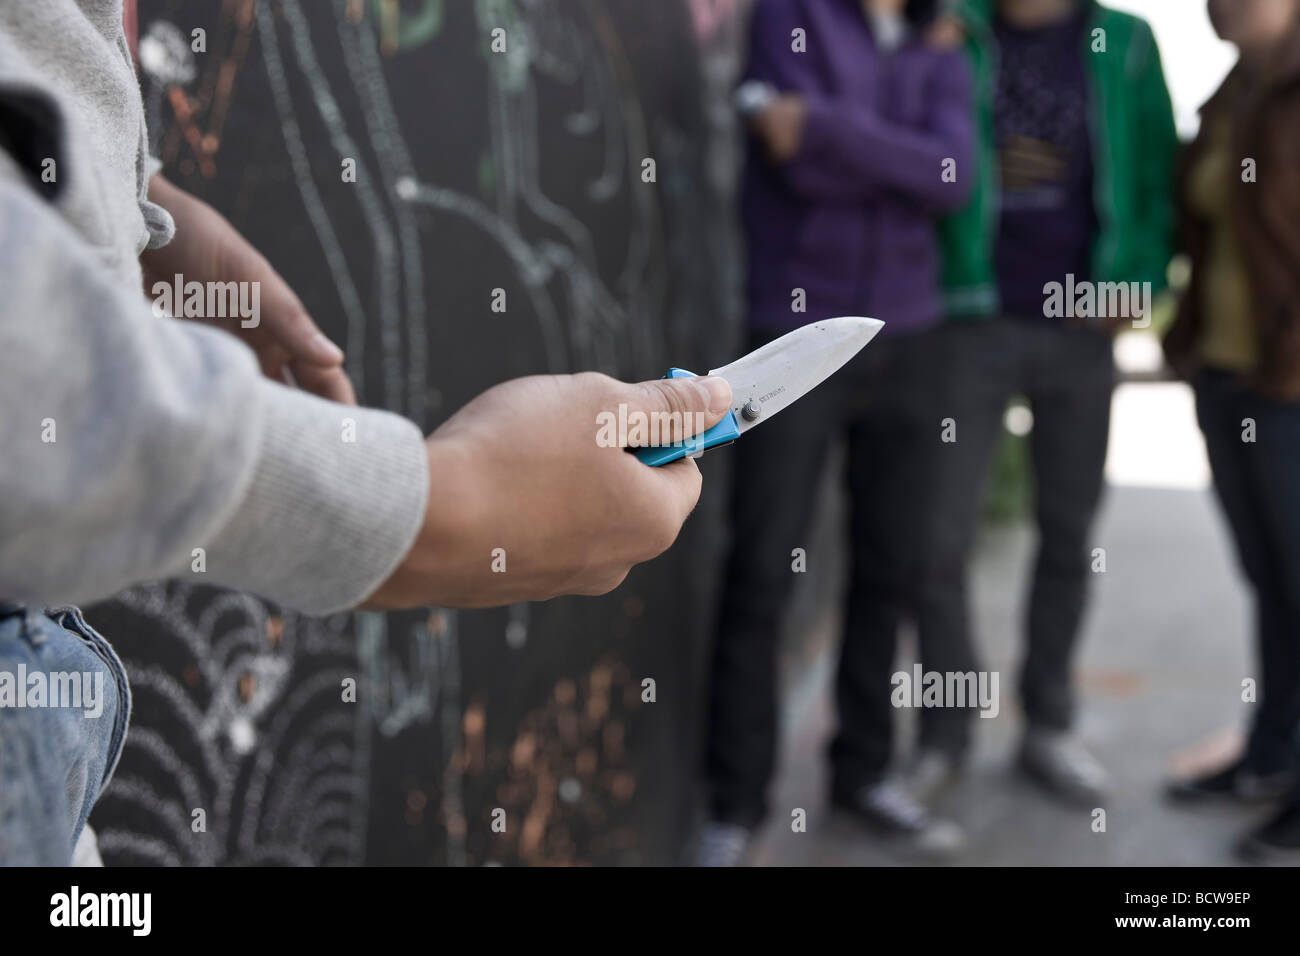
[{"x1": 904, "y1": 0, "x2": 1177, "y2": 804}]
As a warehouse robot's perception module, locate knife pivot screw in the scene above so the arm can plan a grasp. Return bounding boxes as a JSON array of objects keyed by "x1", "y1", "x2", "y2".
[{"x1": 741, "y1": 400, "x2": 762, "y2": 422}]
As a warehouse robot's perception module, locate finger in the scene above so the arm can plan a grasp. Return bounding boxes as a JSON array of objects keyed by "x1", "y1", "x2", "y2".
[
  {"x1": 631, "y1": 455, "x2": 704, "y2": 536},
  {"x1": 206, "y1": 214, "x2": 346, "y2": 368},
  {"x1": 566, "y1": 567, "x2": 632, "y2": 598},
  {"x1": 291, "y1": 359, "x2": 358, "y2": 405},
  {"x1": 613, "y1": 375, "x2": 733, "y2": 447},
  {"x1": 249, "y1": 263, "x2": 346, "y2": 367},
  {"x1": 256, "y1": 341, "x2": 291, "y2": 382}
]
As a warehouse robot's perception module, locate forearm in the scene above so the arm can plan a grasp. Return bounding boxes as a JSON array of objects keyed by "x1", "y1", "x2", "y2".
[
  {"x1": 745, "y1": 1, "x2": 972, "y2": 208},
  {"x1": 795, "y1": 86, "x2": 973, "y2": 210},
  {"x1": 0, "y1": 178, "x2": 427, "y2": 613}
]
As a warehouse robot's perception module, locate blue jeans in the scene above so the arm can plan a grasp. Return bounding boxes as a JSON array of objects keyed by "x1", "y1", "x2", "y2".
[
  {"x1": 1195, "y1": 370, "x2": 1300, "y2": 777},
  {"x1": 0, "y1": 604, "x2": 130, "y2": 864}
]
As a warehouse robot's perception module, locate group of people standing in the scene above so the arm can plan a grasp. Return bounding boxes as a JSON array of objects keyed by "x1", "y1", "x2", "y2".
[{"x1": 697, "y1": 0, "x2": 1300, "y2": 865}]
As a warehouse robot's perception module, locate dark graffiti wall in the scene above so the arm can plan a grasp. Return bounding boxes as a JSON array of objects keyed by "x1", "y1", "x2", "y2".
[{"x1": 86, "y1": 0, "x2": 746, "y2": 865}]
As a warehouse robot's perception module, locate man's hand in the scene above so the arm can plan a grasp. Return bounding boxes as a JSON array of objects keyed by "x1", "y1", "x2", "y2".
[
  {"x1": 925, "y1": 14, "x2": 966, "y2": 50},
  {"x1": 141, "y1": 174, "x2": 355, "y2": 404},
  {"x1": 364, "y1": 371, "x2": 734, "y2": 609},
  {"x1": 750, "y1": 94, "x2": 807, "y2": 164}
]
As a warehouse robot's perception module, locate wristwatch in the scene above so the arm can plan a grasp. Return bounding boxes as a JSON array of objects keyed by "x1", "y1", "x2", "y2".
[{"x1": 734, "y1": 80, "x2": 778, "y2": 117}]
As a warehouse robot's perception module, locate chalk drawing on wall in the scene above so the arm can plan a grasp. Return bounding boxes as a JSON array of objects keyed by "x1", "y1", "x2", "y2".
[{"x1": 96, "y1": 0, "x2": 741, "y2": 865}]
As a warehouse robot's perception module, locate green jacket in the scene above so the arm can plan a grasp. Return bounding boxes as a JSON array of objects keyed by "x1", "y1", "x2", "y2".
[{"x1": 938, "y1": 0, "x2": 1178, "y2": 317}]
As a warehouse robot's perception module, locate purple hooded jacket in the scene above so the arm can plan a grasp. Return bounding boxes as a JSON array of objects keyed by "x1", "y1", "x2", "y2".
[{"x1": 742, "y1": 0, "x2": 974, "y2": 334}]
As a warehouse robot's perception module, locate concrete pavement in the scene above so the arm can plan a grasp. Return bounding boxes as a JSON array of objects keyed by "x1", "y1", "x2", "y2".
[{"x1": 749, "y1": 392, "x2": 1266, "y2": 866}]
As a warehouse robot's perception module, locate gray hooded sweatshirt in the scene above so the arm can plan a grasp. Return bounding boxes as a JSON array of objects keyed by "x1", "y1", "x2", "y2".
[{"x1": 0, "y1": 0, "x2": 428, "y2": 615}]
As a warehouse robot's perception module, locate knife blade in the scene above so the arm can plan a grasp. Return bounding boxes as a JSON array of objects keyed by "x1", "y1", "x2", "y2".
[{"x1": 634, "y1": 315, "x2": 884, "y2": 466}]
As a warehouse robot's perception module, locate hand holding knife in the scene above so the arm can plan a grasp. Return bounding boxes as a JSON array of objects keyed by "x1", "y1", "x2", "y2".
[{"x1": 635, "y1": 315, "x2": 884, "y2": 466}]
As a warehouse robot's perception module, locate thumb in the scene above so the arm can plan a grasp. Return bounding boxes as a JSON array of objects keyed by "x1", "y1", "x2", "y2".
[{"x1": 617, "y1": 375, "x2": 733, "y2": 446}]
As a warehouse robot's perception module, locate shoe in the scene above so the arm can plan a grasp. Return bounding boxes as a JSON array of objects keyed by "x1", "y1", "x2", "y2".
[
  {"x1": 693, "y1": 821, "x2": 752, "y2": 867},
  {"x1": 1166, "y1": 760, "x2": 1294, "y2": 805},
  {"x1": 1237, "y1": 799, "x2": 1300, "y2": 865},
  {"x1": 900, "y1": 748, "x2": 966, "y2": 803},
  {"x1": 831, "y1": 779, "x2": 966, "y2": 860},
  {"x1": 1019, "y1": 728, "x2": 1109, "y2": 806}
]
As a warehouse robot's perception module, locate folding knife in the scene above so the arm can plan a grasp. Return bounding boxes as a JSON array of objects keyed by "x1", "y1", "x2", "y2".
[{"x1": 635, "y1": 315, "x2": 884, "y2": 466}]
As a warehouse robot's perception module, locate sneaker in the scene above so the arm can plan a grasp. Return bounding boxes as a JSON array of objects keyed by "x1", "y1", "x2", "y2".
[
  {"x1": 1166, "y1": 760, "x2": 1294, "y2": 805},
  {"x1": 830, "y1": 779, "x2": 966, "y2": 860},
  {"x1": 1019, "y1": 728, "x2": 1109, "y2": 806},
  {"x1": 693, "y1": 821, "x2": 752, "y2": 867},
  {"x1": 901, "y1": 748, "x2": 966, "y2": 803},
  {"x1": 1237, "y1": 799, "x2": 1300, "y2": 865}
]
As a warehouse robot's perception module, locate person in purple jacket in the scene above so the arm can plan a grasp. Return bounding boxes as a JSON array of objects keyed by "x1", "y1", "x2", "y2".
[{"x1": 696, "y1": 0, "x2": 974, "y2": 865}]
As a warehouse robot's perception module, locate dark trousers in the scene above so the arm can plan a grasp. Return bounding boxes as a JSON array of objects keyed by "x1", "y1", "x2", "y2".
[
  {"x1": 705, "y1": 325, "x2": 944, "y2": 828},
  {"x1": 1195, "y1": 369, "x2": 1300, "y2": 776},
  {"x1": 917, "y1": 317, "x2": 1115, "y2": 755}
]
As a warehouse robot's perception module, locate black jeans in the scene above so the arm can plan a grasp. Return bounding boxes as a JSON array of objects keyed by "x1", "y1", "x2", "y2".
[
  {"x1": 1195, "y1": 369, "x2": 1300, "y2": 777},
  {"x1": 705, "y1": 325, "x2": 946, "y2": 828},
  {"x1": 917, "y1": 317, "x2": 1115, "y2": 755}
]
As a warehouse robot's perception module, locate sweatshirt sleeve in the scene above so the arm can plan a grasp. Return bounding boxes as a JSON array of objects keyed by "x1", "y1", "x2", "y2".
[
  {"x1": 0, "y1": 175, "x2": 429, "y2": 615},
  {"x1": 746, "y1": 0, "x2": 974, "y2": 210}
]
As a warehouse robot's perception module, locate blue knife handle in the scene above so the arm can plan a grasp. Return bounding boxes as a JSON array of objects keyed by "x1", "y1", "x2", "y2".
[{"x1": 634, "y1": 368, "x2": 741, "y2": 466}]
